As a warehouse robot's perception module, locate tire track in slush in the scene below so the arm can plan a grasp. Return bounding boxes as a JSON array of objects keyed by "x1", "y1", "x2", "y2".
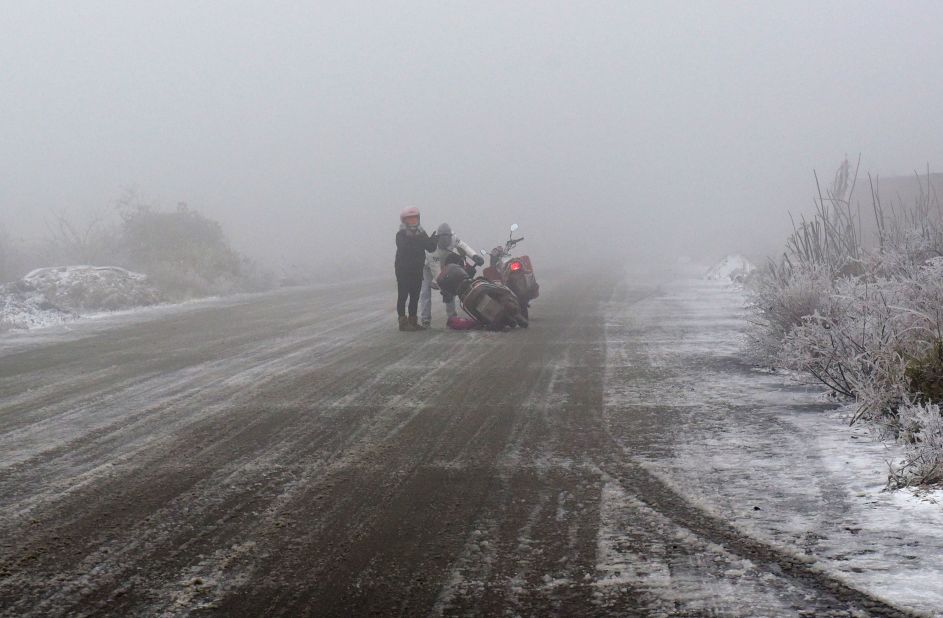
[
  {"x1": 427, "y1": 282, "x2": 637, "y2": 616},
  {"x1": 0, "y1": 333, "x2": 487, "y2": 614},
  {"x1": 0, "y1": 285, "x2": 413, "y2": 614},
  {"x1": 0, "y1": 299, "x2": 395, "y2": 528},
  {"x1": 197, "y1": 276, "x2": 608, "y2": 616}
]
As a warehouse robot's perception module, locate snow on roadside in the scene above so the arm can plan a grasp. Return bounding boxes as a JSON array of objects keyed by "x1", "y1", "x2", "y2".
[
  {"x1": 23, "y1": 265, "x2": 161, "y2": 311},
  {"x1": 0, "y1": 292, "x2": 73, "y2": 331},
  {"x1": 603, "y1": 276, "x2": 943, "y2": 616},
  {"x1": 1, "y1": 265, "x2": 160, "y2": 332},
  {"x1": 705, "y1": 254, "x2": 756, "y2": 283},
  {"x1": 593, "y1": 472, "x2": 812, "y2": 615}
]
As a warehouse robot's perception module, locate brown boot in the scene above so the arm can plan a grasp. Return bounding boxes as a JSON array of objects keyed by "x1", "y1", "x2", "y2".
[
  {"x1": 408, "y1": 315, "x2": 424, "y2": 331},
  {"x1": 398, "y1": 316, "x2": 410, "y2": 331}
]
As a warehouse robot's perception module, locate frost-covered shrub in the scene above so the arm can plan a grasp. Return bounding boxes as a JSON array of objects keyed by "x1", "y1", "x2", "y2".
[
  {"x1": 890, "y1": 401, "x2": 943, "y2": 487},
  {"x1": 748, "y1": 160, "x2": 862, "y2": 365},
  {"x1": 748, "y1": 262, "x2": 834, "y2": 365},
  {"x1": 119, "y1": 203, "x2": 241, "y2": 299},
  {"x1": 780, "y1": 270, "x2": 913, "y2": 422},
  {"x1": 782, "y1": 257, "x2": 943, "y2": 411},
  {"x1": 117, "y1": 200, "x2": 275, "y2": 299},
  {"x1": 754, "y1": 161, "x2": 943, "y2": 486}
]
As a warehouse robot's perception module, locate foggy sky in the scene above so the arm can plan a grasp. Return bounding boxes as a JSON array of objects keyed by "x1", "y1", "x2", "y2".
[{"x1": 3, "y1": 1, "x2": 943, "y2": 271}]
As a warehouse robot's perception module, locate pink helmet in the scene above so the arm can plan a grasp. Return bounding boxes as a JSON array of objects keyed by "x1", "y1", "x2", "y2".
[{"x1": 400, "y1": 206, "x2": 420, "y2": 223}]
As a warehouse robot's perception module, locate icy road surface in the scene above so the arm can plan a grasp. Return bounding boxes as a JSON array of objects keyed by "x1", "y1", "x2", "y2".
[{"x1": 0, "y1": 275, "x2": 939, "y2": 616}]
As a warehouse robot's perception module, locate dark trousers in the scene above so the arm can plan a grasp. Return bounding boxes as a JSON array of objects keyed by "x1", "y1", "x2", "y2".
[{"x1": 396, "y1": 274, "x2": 421, "y2": 317}]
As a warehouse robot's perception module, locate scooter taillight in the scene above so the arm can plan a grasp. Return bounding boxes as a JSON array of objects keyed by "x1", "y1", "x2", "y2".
[{"x1": 509, "y1": 261, "x2": 523, "y2": 272}]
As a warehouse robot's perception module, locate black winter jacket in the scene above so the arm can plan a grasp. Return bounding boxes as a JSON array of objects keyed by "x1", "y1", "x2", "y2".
[{"x1": 395, "y1": 228, "x2": 435, "y2": 278}]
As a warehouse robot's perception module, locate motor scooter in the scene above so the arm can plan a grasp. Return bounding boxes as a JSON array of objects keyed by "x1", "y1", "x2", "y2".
[
  {"x1": 482, "y1": 223, "x2": 539, "y2": 319},
  {"x1": 436, "y1": 263, "x2": 528, "y2": 330}
]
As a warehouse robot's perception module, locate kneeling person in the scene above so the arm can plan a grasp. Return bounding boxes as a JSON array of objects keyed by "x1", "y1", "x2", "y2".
[{"x1": 421, "y1": 223, "x2": 484, "y2": 324}]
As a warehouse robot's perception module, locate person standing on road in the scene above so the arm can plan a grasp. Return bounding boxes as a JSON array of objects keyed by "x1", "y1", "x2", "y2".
[
  {"x1": 395, "y1": 207, "x2": 437, "y2": 331},
  {"x1": 420, "y1": 222, "x2": 484, "y2": 325}
]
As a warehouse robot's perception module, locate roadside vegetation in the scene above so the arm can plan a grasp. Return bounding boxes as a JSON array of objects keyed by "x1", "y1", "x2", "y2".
[
  {"x1": 115, "y1": 194, "x2": 274, "y2": 299},
  {"x1": 1, "y1": 193, "x2": 274, "y2": 331},
  {"x1": 2, "y1": 192, "x2": 274, "y2": 295},
  {"x1": 751, "y1": 158, "x2": 943, "y2": 487}
]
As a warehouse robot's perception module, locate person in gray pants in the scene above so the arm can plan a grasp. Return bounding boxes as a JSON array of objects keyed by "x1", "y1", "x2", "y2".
[{"x1": 420, "y1": 223, "x2": 483, "y2": 327}]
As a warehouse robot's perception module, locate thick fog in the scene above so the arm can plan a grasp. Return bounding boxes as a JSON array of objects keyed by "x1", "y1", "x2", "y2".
[{"x1": 3, "y1": 2, "x2": 943, "y2": 275}]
